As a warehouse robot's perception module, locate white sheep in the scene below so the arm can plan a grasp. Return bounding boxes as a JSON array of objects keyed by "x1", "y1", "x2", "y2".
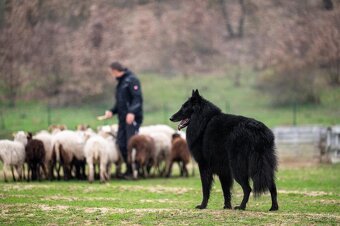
[
  {"x1": 0, "y1": 131, "x2": 27, "y2": 182},
  {"x1": 34, "y1": 131, "x2": 54, "y2": 179},
  {"x1": 84, "y1": 133, "x2": 121, "y2": 183},
  {"x1": 97, "y1": 124, "x2": 118, "y2": 136},
  {"x1": 51, "y1": 130, "x2": 88, "y2": 180},
  {"x1": 140, "y1": 125, "x2": 175, "y2": 137},
  {"x1": 139, "y1": 125, "x2": 174, "y2": 175}
]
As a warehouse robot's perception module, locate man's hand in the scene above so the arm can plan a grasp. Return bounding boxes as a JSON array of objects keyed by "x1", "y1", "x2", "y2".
[
  {"x1": 126, "y1": 113, "x2": 135, "y2": 124},
  {"x1": 105, "y1": 110, "x2": 113, "y2": 119}
]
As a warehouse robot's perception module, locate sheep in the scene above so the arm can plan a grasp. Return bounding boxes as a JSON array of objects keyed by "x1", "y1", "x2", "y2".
[
  {"x1": 34, "y1": 131, "x2": 54, "y2": 179},
  {"x1": 97, "y1": 124, "x2": 118, "y2": 136},
  {"x1": 148, "y1": 132, "x2": 171, "y2": 176},
  {"x1": 25, "y1": 133, "x2": 46, "y2": 181},
  {"x1": 84, "y1": 133, "x2": 122, "y2": 183},
  {"x1": 48, "y1": 124, "x2": 67, "y2": 133},
  {"x1": 51, "y1": 130, "x2": 88, "y2": 180},
  {"x1": 76, "y1": 124, "x2": 90, "y2": 131},
  {"x1": 140, "y1": 124, "x2": 175, "y2": 137},
  {"x1": 165, "y1": 133, "x2": 191, "y2": 177},
  {"x1": 128, "y1": 134, "x2": 156, "y2": 179},
  {"x1": 0, "y1": 131, "x2": 27, "y2": 182},
  {"x1": 139, "y1": 125, "x2": 174, "y2": 176}
]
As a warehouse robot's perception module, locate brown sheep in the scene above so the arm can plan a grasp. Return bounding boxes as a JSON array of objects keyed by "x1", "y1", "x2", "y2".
[
  {"x1": 166, "y1": 133, "x2": 190, "y2": 177},
  {"x1": 25, "y1": 132, "x2": 46, "y2": 181},
  {"x1": 128, "y1": 134, "x2": 156, "y2": 179}
]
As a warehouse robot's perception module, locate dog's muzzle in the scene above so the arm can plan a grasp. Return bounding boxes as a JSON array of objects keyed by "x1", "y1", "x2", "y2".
[{"x1": 177, "y1": 118, "x2": 190, "y2": 130}]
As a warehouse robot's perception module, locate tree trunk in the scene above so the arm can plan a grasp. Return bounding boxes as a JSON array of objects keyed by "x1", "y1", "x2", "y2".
[
  {"x1": 237, "y1": 0, "x2": 246, "y2": 37},
  {"x1": 219, "y1": 0, "x2": 235, "y2": 38}
]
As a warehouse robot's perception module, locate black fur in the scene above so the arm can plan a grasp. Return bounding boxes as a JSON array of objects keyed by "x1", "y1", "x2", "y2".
[
  {"x1": 25, "y1": 132, "x2": 46, "y2": 181},
  {"x1": 170, "y1": 90, "x2": 278, "y2": 211}
]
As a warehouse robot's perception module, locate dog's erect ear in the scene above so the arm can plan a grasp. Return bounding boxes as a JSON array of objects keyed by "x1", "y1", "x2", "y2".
[
  {"x1": 192, "y1": 89, "x2": 201, "y2": 100},
  {"x1": 193, "y1": 89, "x2": 200, "y2": 97}
]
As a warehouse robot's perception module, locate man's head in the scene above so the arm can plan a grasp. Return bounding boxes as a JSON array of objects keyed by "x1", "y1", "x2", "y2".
[{"x1": 109, "y1": 61, "x2": 126, "y2": 78}]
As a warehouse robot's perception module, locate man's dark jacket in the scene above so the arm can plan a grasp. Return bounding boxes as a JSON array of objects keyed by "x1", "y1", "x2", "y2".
[{"x1": 110, "y1": 70, "x2": 143, "y2": 124}]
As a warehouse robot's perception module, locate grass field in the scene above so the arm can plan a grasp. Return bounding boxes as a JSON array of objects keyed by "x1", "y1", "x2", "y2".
[
  {"x1": 0, "y1": 74, "x2": 339, "y2": 138},
  {"x1": 0, "y1": 164, "x2": 339, "y2": 225},
  {"x1": 0, "y1": 73, "x2": 339, "y2": 224}
]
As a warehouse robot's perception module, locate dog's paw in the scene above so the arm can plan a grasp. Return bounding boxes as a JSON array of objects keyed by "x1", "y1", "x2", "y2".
[
  {"x1": 269, "y1": 206, "x2": 278, "y2": 211},
  {"x1": 234, "y1": 205, "x2": 245, "y2": 210},
  {"x1": 195, "y1": 204, "x2": 207, "y2": 209}
]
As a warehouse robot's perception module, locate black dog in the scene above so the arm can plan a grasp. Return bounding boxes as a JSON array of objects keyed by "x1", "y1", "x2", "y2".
[{"x1": 170, "y1": 90, "x2": 278, "y2": 211}]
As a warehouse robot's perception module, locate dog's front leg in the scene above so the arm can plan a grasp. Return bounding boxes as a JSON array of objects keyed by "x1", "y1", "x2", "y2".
[{"x1": 196, "y1": 164, "x2": 213, "y2": 209}]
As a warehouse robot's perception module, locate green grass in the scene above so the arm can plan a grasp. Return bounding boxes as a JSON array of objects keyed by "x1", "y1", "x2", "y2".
[
  {"x1": 0, "y1": 164, "x2": 339, "y2": 225},
  {"x1": 0, "y1": 74, "x2": 339, "y2": 139}
]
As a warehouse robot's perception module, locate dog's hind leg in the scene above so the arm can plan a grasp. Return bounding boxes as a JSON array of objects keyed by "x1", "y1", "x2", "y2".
[
  {"x1": 234, "y1": 175, "x2": 252, "y2": 210},
  {"x1": 269, "y1": 182, "x2": 279, "y2": 211},
  {"x1": 218, "y1": 172, "x2": 233, "y2": 209},
  {"x1": 196, "y1": 164, "x2": 213, "y2": 209}
]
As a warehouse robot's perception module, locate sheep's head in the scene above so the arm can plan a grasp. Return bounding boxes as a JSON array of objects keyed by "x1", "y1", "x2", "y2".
[
  {"x1": 14, "y1": 131, "x2": 28, "y2": 146},
  {"x1": 171, "y1": 133, "x2": 182, "y2": 144},
  {"x1": 27, "y1": 132, "x2": 33, "y2": 141}
]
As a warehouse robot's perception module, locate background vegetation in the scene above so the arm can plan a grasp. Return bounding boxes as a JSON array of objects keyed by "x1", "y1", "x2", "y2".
[
  {"x1": 0, "y1": 0, "x2": 339, "y2": 107},
  {"x1": 0, "y1": 73, "x2": 339, "y2": 138}
]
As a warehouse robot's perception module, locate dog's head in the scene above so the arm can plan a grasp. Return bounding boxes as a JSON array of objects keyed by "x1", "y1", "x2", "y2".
[{"x1": 170, "y1": 89, "x2": 202, "y2": 130}]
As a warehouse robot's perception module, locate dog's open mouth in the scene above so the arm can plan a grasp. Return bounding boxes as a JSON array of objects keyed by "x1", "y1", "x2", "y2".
[{"x1": 178, "y1": 118, "x2": 190, "y2": 130}]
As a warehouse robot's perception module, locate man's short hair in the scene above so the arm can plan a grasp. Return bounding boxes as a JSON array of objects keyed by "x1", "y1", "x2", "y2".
[{"x1": 110, "y1": 62, "x2": 126, "y2": 72}]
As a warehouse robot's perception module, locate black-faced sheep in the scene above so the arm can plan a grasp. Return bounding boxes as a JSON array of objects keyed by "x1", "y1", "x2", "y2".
[
  {"x1": 34, "y1": 131, "x2": 53, "y2": 179},
  {"x1": 25, "y1": 132, "x2": 46, "y2": 181}
]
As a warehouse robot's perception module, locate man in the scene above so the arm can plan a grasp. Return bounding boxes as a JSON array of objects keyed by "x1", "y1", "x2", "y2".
[{"x1": 104, "y1": 62, "x2": 143, "y2": 177}]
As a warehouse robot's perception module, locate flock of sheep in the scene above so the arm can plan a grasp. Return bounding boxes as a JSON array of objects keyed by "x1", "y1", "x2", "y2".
[{"x1": 0, "y1": 124, "x2": 192, "y2": 183}]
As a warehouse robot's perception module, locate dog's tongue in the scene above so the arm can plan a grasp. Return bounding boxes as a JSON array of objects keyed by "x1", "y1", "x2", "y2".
[
  {"x1": 178, "y1": 119, "x2": 189, "y2": 131},
  {"x1": 178, "y1": 122, "x2": 183, "y2": 131}
]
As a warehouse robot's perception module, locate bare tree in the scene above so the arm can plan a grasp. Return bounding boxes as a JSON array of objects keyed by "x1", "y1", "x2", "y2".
[{"x1": 217, "y1": 0, "x2": 246, "y2": 38}]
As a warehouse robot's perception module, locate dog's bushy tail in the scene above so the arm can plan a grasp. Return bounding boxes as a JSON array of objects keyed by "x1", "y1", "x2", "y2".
[{"x1": 250, "y1": 147, "x2": 277, "y2": 197}]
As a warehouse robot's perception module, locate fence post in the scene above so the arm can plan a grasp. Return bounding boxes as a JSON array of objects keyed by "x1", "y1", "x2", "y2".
[{"x1": 292, "y1": 99, "x2": 297, "y2": 126}]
